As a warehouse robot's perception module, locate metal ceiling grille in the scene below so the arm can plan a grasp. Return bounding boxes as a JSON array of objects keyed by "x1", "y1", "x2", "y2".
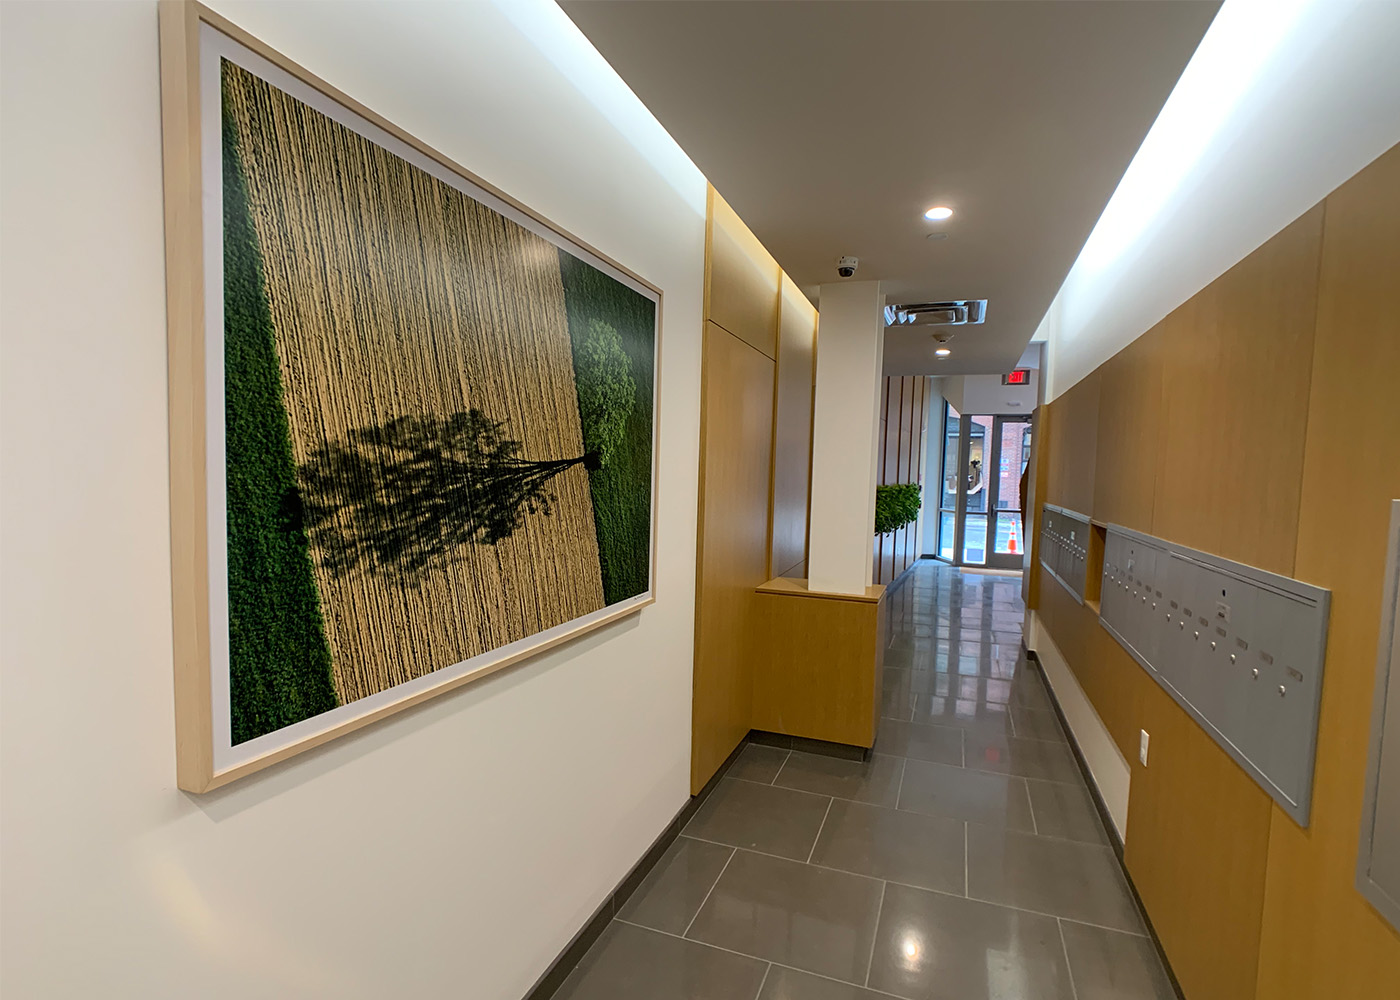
[{"x1": 885, "y1": 299, "x2": 987, "y2": 327}]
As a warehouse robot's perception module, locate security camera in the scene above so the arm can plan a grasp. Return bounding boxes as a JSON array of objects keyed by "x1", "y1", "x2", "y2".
[{"x1": 836, "y1": 255, "x2": 859, "y2": 279}]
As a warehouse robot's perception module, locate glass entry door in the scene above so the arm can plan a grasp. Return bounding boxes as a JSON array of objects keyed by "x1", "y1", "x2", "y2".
[
  {"x1": 937, "y1": 408, "x2": 1032, "y2": 569},
  {"x1": 937, "y1": 406, "x2": 961, "y2": 560}
]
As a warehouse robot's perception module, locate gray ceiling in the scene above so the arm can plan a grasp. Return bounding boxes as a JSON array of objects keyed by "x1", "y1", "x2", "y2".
[{"x1": 562, "y1": 0, "x2": 1219, "y2": 375}]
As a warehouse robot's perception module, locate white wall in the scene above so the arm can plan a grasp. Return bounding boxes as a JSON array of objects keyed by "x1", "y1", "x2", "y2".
[
  {"x1": 1038, "y1": 0, "x2": 1400, "y2": 400},
  {"x1": 940, "y1": 372, "x2": 1038, "y2": 417},
  {"x1": 808, "y1": 280, "x2": 886, "y2": 595},
  {"x1": 0, "y1": 3, "x2": 706, "y2": 998}
]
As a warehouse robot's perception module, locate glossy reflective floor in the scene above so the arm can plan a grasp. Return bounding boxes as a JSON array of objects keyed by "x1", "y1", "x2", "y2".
[{"x1": 555, "y1": 562, "x2": 1176, "y2": 1000}]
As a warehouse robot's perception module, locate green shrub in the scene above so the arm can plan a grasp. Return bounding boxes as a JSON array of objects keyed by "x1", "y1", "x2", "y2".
[{"x1": 874, "y1": 483, "x2": 922, "y2": 535}]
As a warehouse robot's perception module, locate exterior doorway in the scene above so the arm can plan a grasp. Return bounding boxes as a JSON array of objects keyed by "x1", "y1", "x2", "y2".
[{"x1": 936, "y1": 404, "x2": 1031, "y2": 569}]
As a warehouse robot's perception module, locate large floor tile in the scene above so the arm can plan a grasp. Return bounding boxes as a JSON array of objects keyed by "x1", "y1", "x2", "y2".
[
  {"x1": 810, "y1": 799, "x2": 965, "y2": 894},
  {"x1": 964, "y1": 730, "x2": 1081, "y2": 783},
  {"x1": 910, "y1": 693, "x2": 1016, "y2": 736},
  {"x1": 881, "y1": 683, "x2": 916, "y2": 722},
  {"x1": 897, "y1": 759, "x2": 1036, "y2": 832},
  {"x1": 872, "y1": 719, "x2": 964, "y2": 765},
  {"x1": 966, "y1": 826, "x2": 1142, "y2": 931},
  {"x1": 866, "y1": 883, "x2": 1074, "y2": 1000},
  {"x1": 757, "y1": 965, "x2": 889, "y2": 1000},
  {"x1": 983, "y1": 671, "x2": 1053, "y2": 711},
  {"x1": 1060, "y1": 921, "x2": 1176, "y2": 1000},
  {"x1": 685, "y1": 779, "x2": 832, "y2": 860},
  {"x1": 1026, "y1": 778, "x2": 1109, "y2": 845},
  {"x1": 686, "y1": 850, "x2": 883, "y2": 985},
  {"x1": 882, "y1": 667, "x2": 936, "y2": 701},
  {"x1": 554, "y1": 921, "x2": 768, "y2": 1000},
  {"x1": 1009, "y1": 704, "x2": 1067, "y2": 742},
  {"x1": 729, "y1": 744, "x2": 791, "y2": 784},
  {"x1": 774, "y1": 751, "x2": 905, "y2": 807},
  {"x1": 615, "y1": 837, "x2": 734, "y2": 935}
]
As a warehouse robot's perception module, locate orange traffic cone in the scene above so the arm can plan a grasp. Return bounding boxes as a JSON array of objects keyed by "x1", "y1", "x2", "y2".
[{"x1": 1008, "y1": 518, "x2": 1020, "y2": 554}]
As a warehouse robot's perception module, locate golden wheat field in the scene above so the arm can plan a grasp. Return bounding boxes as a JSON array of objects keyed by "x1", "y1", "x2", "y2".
[{"x1": 225, "y1": 62, "x2": 606, "y2": 706}]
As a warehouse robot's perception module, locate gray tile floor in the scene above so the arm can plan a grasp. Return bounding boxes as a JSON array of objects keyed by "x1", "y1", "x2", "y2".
[{"x1": 554, "y1": 562, "x2": 1177, "y2": 1000}]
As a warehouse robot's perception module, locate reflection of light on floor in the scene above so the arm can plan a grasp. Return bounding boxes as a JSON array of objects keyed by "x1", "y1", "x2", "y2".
[{"x1": 900, "y1": 932, "x2": 926, "y2": 970}]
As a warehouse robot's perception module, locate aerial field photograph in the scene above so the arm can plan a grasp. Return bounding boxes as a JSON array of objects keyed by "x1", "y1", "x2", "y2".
[{"x1": 219, "y1": 58, "x2": 657, "y2": 746}]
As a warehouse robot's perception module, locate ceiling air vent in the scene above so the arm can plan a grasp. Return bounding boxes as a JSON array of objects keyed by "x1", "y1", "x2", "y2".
[{"x1": 885, "y1": 299, "x2": 987, "y2": 327}]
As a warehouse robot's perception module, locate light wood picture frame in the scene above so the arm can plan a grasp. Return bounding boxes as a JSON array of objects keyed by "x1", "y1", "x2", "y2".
[{"x1": 160, "y1": 1, "x2": 662, "y2": 792}]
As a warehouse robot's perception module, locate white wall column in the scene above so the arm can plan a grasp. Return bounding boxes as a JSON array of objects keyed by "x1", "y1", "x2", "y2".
[{"x1": 807, "y1": 280, "x2": 885, "y2": 594}]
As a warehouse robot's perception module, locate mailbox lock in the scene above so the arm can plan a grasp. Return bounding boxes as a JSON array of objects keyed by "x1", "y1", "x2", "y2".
[
  {"x1": 1179, "y1": 621, "x2": 1185, "y2": 630},
  {"x1": 1194, "y1": 630, "x2": 1200, "y2": 640},
  {"x1": 1252, "y1": 668, "x2": 1260, "y2": 679},
  {"x1": 1229, "y1": 654, "x2": 1237, "y2": 664},
  {"x1": 1278, "y1": 685, "x2": 1287, "y2": 697},
  {"x1": 1165, "y1": 613, "x2": 1172, "y2": 621},
  {"x1": 1210, "y1": 641, "x2": 1217, "y2": 651}
]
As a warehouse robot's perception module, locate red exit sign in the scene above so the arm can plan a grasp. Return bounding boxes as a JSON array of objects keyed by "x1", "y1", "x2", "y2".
[{"x1": 1002, "y1": 369, "x2": 1030, "y2": 386}]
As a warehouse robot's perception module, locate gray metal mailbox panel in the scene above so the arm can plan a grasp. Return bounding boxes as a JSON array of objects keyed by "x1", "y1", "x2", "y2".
[
  {"x1": 1159, "y1": 554, "x2": 1195, "y2": 694},
  {"x1": 1212, "y1": 576, "x2": 1261, "y2": 764},
  {"x1": 1097, "y1": 523, "x2": 1329, "y2": 826},
  {"x1": 1134, "y1": 544, "x2": 1165, "y2": 669},
  {"x1": 1358, "y1": 500, "x2": 1400, "y2": 933},
  {"x1": 1101, "y1": 534, "x2": 1121, "y2": 628},
  {"x1": 1251, "y1": 584, "x2": 1325, "y2": 810},
  {"x1": 1182, "y1": 561, "x2": 1237, "y2": 726},
  {"x1": 1041, "y1": 505, "x2": 1090, "y2": 602}
]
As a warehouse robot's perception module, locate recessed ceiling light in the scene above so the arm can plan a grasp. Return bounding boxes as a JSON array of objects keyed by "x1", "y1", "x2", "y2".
[
  {"x1": 935, "y1": 347, "x2": 952, "y2": 357},
  {"x1": 924, "y1": 206, "x2": 953, "y2": 221}
]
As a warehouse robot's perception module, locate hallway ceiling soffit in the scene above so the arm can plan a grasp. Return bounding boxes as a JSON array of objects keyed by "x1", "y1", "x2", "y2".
[{"x1": 561, "y1": 0, "x2": 1219, "y2": 376}]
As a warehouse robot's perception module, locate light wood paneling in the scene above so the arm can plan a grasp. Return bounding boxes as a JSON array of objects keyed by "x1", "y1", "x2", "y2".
[
  {"x1": 1150, "y1": 207, "x2": 1324, "y2": 577},
  {"x1": 1039, "y1": 572, "x2": 1144, "y2": 763},
  {"x1": 1254, "y1": 144, "x2": 1400, "y2": 1000},
  {"x1": 771, "y1": 274, "x2": 818, "y2": 578},
  {"x1": 1037, "y1": 147, "x2": 1400, "y2": 1000},
  {"x1": 692, "y1": 322, "x2": 775, "y2": 792},
  {"x1": 1093, "y1": 326, "x2": 1164, "y2": 532},
  {"x1": 1044, "y1": 371, "x2": 1099, "y2": 516},
  {"x1": 1124, "y1": 678, "x2": 1276, "y2": 1000},
  {"x1": 752, "y1": 580, "x2": 885, "y2": 747},
  {"x1": 707, "y1": 189, "x2": 780, "y2": 359}
]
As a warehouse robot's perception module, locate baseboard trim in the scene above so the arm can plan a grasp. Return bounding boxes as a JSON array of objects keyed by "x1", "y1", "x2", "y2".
[
  {"x1": 1023, "y1": 623, "x2": 1187, "y2": 1000},
  {"x1": 1025, "y1": 611, "x2": 1130, "y2": 838},
  {"x1": 749, "y1": 729, "x2": 870, "y2": 762}
]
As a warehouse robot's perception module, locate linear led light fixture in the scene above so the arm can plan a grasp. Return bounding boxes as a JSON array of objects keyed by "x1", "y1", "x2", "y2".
[{"x1": 885, "y1": 299, "x2": 987, "y2": 327}]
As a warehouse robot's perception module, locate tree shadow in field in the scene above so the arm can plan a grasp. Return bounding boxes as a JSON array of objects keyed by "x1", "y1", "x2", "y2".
[{"x1": 296, "y1": 409, "x2": 599, "y2": 579}]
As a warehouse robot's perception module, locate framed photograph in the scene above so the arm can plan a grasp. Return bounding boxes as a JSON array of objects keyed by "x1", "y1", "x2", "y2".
[{"x1": 159, "y1": 2, "x2": 660, "y2": 791}]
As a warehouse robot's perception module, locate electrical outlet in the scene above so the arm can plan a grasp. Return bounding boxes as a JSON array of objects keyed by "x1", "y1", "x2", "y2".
[{"x1": 1139, "y1": 729, "x2": 1150, "y2": 767}]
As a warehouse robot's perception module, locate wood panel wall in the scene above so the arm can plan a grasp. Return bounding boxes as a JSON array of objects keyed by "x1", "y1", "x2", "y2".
[
  {"x1": 1042, "y1": 369, "x2": 1099, "y2": 515},
  {"x1": 1254, "y1": 145, "x2": 1400, "y2": 1000},
  {"x1": 707, "y1": 191, "x2": 780, "y2": 359},
  {"x1": 751, "y1": 579, "x2": 885, "y2": 747},
  {"x1": 1031, "y1": 144, "x2": 1400, "y2": 999},
  {"x1": 873, "y1": 375, "x2": 931, "y2": 584},
  {"x1": 692, "y1": 187, "x2": 819, "y2": 792}
]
